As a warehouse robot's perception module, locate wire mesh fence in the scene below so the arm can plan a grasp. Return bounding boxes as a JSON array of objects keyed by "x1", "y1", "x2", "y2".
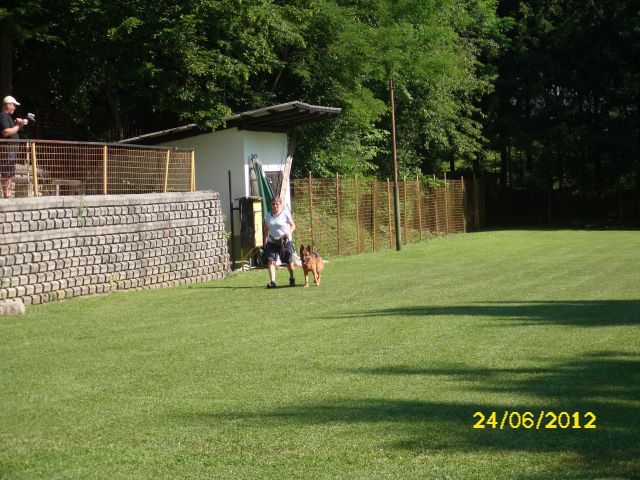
[
  {"x1": 292, "y1": 174, "x2": 484, "y2": 256},
  {"x1": 0, "y1": 140, "x2": 194, "y2": 197}
]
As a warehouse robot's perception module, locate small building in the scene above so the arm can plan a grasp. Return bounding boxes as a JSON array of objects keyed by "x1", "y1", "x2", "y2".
[{"x1": 120, "y1": 101, "x2": 341, "y2": 226}]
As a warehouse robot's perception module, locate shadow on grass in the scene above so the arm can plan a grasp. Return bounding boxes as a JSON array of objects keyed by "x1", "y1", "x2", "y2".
[
  {"x1": 177, "y1": 351, "x2": 639, "y2": 478},
  {"x1": 349, "y1": 352, "x2": 639, "y2": 401},
  {"x1": 187, "y1": 285, "x2": 262, "y2": 289},
  {"x1": 188, "y1": 284, "x2": 304, "y2": 290},
  {"x1": 329, "y1": 300, "x2": 640, "y2": 327},
  {"x1": 479, "y1": 226, "x2": 640, "y2": 232},
  {"x1": 348, "y1": 351, "x2": 640, "y2": 477}
]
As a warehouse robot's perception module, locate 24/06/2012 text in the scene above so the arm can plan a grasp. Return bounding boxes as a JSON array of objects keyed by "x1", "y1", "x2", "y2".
[{"x1": 472, "y1": 411, "x2": 597, "y2": 430}]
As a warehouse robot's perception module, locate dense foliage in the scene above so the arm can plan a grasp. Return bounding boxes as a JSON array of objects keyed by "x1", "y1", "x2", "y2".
[
  {"x1": 1, "y1": 0, "x2": 501, "y2": 178},
  {"x1": 2, "y1": 0, "x2": 639, "y2": 208},
  {"x1": 488, "y1": 0, "x2": 640, "y2": 203}
]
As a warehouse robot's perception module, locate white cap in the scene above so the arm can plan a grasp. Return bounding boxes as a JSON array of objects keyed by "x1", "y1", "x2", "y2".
[{"x1": 3, "y1": 96, "x2": 20, "y2": 105}]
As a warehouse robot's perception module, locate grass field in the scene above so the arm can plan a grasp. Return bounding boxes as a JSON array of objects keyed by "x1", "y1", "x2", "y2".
[{"x1": 1, "y1": 229, "x2": 639, "y2": 479}]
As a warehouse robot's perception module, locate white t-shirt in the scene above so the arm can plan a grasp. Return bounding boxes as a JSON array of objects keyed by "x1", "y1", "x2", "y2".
[{"x1": 266, "y1": 210, "x2": 292, "y2": 242}]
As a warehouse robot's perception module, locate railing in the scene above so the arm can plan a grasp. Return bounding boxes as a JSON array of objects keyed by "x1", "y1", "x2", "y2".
[{"x1": 0, "y1": 139, "x2": 195, "y2": 197}]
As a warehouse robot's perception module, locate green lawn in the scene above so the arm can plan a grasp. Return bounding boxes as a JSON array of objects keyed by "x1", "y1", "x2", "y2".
[{"x1": 1, "y1": 229, "x2": 639, "y2": 479}]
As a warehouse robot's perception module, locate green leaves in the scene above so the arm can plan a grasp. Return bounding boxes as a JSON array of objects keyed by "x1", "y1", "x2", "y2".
[
  {"x1": 489, "y1": 0, "x2": 640, "y2": 200},
  {"x1": 291, "y1": 0, "x2": 500, "y2": 177},
  {"x1": 8, "y1": 0, "x2": 501, "y2": 172},
  {"x1": 107, "y1": 17, "x2": 144, "y2": 40}
]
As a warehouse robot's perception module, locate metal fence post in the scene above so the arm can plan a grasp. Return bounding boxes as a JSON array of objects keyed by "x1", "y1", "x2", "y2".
[
  {"x1": 372, "y1": 180, "x2": 378, "y2": 251},
  {"x1": 402, "y1": 175, "x2": 408, "y2": 243},
  {"x1": 336, "y1": 173, "x2": 341, "y2": 255},
  {"x1": 355, "y1": 174, "x2": 361, "y2": 253},
  {"x1": 387, "y1": 178, "x2": 393, "y2": 249},
  {"x1": 308, "y1": 171, "x2": 314, "y2": 248},
  {"x1": 444, "y1": 172, "x2": 450, "y2": 234},
  {"x1": 163, "y1": 149, "x2": 171, "y2": 193},
  {"x1": 433, "y1": 174, "x2": 440, "y2": 236},
  {"x1": 416, "y1": 173, "x2": 423, "y2": 240},
  {"x1": 191, "y1": 150, "x2": 196, "y2": 192},
  {"x1": 103, "y1": 145, "x2": 108, "y2": 194},
  {"x1": 31, "y1": 142, "x2": 39, "y2": 197}
]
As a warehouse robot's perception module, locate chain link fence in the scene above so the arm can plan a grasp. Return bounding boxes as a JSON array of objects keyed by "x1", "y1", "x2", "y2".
[
  {"x1": 292, "y1": 175, "x2": 485, "y2": 256},
  {"x1": 1, "y1": 140, "x2": 194, "y2": 197}
]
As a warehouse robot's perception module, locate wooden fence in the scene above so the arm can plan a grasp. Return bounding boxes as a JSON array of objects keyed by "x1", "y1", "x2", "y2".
[{"x1": 292, "y1": 175, "x2": 485, "y2": 256}]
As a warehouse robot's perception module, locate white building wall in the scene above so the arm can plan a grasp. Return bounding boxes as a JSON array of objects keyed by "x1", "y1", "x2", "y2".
[
  {"x1": 242, "y1": 130, "x2": 290, "y2": 210},
  {"x1": 158, "y1": 128, "x2": 244, "y2": 230},
  {"x1": 157, "y1": 128, "x2": 290, "y2": 229}
]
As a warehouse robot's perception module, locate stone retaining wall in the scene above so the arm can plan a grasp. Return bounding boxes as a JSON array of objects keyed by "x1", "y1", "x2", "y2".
[{"x1": 0, "y1": 191, "x2": 229, "y2": 308}]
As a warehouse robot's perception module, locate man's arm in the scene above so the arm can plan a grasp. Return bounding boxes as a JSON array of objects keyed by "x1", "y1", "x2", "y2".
[{"x1": 0, "y1": 116, "x2": 27, "y2": 138}]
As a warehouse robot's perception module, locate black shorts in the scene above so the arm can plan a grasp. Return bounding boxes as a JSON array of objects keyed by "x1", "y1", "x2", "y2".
[{"x1": 265, "y1": 239, "x2": 294, "y2": 264}]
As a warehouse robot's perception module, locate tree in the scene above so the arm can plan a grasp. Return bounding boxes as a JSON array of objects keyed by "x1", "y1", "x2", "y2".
[
  {"x1": 292, "y1": 0, "x2": 502, "y2": 178},
  {"x1": 11, "y1": 0, "x2": 311, "y2": 138},
  {"x1": 489, "y1": 0, "x2": 640, "y2": 206},
  {"x1": 7, "y1": 0, "x2": 502, "y2": 182}
]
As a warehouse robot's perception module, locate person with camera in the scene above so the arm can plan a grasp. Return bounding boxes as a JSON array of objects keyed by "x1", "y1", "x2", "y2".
[
  {"x1": 1, "y1": 96, "x2": 28, "y2": 198},
  {"x1": 264, "y1": 196, "x2": 297, "y2": 288}
]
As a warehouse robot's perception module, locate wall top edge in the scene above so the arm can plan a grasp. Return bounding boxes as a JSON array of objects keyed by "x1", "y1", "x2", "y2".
[{"x1": 0, "y1": 191, "x2": 219, "y2": 213}]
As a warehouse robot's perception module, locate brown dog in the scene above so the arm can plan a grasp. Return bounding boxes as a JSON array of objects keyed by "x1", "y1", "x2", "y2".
[{"x1": 300, "y1": 244, "x2": 324, "y2": 288}]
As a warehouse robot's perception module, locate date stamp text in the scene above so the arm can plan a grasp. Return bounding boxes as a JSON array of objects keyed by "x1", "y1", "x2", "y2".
[{"x1": 473, "y1": 411, "x2": 597, "y2": 430}]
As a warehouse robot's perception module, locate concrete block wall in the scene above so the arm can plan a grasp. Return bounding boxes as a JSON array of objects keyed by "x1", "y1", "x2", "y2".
[{"x1": 0, "y1": 192, "x2": 229, "y2": 307}]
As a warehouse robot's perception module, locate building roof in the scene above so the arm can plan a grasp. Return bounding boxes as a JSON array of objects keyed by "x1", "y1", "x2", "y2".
[{"x1": 119, "y1": 101, "x2": 342, "y2": 144}]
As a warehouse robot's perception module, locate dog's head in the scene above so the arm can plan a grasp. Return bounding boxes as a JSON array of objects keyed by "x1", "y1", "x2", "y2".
[{"x1": 300, "y1": 244, "x2": 312, "y2": 264}]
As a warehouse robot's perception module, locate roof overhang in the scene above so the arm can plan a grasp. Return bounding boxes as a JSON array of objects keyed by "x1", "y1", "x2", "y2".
[
  {"x1": 118, "y1": 123, "x2": 202, "y2": 144},
  {"x1": 225, "y1": 101, "x2": 341, "y2": 131},
  {"x1": 119, "y1": 101, "x2": 342, "y2": 144}
]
